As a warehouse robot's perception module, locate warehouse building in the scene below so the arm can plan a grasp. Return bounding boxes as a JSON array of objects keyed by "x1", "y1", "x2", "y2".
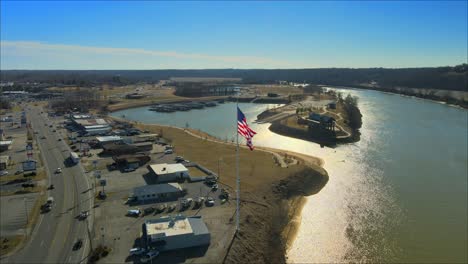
[
  {"x1": 131, "y1": 183, "x2": 184, "y2": 202},
  {"x1": 144, "y1": 215, "x2": 210, "y2": 252},
  {"x1": 147, "y1": 163, "x2": 189, "y2": 183},
  {"x1": 71, "y1": 117, "x2": 112, "y2": 135},
  {"x1": 102, "y1": 142, "x2": 153, "y2": 155},
  {"x1": 96, "y1": 136, "x2": 123, "y2": 146},
  {"x1": 113, "y1": 153, "x2": 151, "y2": 169}
]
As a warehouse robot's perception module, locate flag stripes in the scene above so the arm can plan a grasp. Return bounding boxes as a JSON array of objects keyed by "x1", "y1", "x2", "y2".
[{"x1": 237, "y1": 107, "x2": 256, "y2": 150}]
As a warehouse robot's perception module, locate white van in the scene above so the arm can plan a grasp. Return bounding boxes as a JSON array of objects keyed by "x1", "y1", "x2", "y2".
[{"x1": 141, "y1": 250, "x2": 159, "y2": 263}]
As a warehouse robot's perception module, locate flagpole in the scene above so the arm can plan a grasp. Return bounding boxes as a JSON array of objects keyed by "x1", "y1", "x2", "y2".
[{"x1": 236, "y1": 99, "x2": 240, "y2": 233}]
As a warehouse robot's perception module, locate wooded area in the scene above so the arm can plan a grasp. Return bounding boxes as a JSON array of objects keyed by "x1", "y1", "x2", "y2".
[{"x1": 1, "y1": 64, "x2": 466, "y2": 91}]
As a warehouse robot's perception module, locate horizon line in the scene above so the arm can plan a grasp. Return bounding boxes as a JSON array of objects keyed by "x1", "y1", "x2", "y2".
[{"x1": 1, "y1": 64, "x2": 466, "y2": 71}]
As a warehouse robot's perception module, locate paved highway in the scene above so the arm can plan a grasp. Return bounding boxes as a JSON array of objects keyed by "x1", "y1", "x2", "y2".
[{"x1": 3, "y1": 105, "x2": 94, "y2": 263}]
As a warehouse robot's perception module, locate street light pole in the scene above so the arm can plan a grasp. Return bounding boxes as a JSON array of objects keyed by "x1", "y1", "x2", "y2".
[{"x1": 23, "y1": 197, "x2": 29, "y2": 239}]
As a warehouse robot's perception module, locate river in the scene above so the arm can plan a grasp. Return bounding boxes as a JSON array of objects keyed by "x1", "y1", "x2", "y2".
[{"x1": 111, "y1": 89, "x2": 467, "y2": 263}]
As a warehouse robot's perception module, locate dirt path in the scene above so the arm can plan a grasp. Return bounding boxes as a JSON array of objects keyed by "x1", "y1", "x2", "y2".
[{"x1": 320, "y1": 110, "x2": 351, "y2": 138}]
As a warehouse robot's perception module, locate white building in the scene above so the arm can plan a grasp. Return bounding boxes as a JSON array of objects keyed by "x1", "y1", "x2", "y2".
[
  {"x1": 144, "y1": 215, "x2": 210, "y2": 251},
  {"x1": 147, "y1": 163, "x2": 189, "y2": 183},
  {"x1": 0, "y1": 140, "x2": 13, "y2": 151},
  {"x1": 132, "y1": 183, "x2": 184, "y2": 202},
  {"x1": 96, "y1": 135, "x2": 122, "y2": 145}
]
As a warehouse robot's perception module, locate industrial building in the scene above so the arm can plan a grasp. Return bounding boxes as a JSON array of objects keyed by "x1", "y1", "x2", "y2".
[
  {"x1": 70, "y1": 116, "x2": 112, "y2": 135},
  {"x1": 101, "y1": 142, "x2": 153, "y2": 155},
  {"x1": 96, "y1": 136, "x2": 123, "y2": 146},
  {"x1": 147, "y1": 163, "x2": 189, "y2": 183},
  {"x1": 131, "y1": 183, "x2": 184, "y2": 202},
  {"x1": 144, "y1": 215, "x2": 210, "y2": 251},
  {"x1": 113, "y1": 153, "x2": 151, "y2": 169}
]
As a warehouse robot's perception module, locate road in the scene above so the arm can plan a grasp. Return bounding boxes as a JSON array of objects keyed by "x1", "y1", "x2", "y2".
[{"x1": 3, "y1": 105, "x2": 94, "y2": 263}]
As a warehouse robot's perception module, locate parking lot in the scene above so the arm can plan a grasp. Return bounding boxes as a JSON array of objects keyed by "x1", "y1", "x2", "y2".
[
  {"x1": 40, "y1": 111, "x2": 237, "y2": 263},
  {"x1": 0, "y1": 107, "x2": 46, "y2": 244}
]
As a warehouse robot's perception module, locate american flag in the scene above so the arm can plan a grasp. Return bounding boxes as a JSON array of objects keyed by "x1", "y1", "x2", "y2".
[{"x1": 237, "y1": 107, "x2": 256, "y2": 150}]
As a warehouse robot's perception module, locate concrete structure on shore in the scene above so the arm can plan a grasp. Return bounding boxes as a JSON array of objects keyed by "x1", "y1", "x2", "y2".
[{"x1": 144, "y1": 215, "x2": 210, "y2": 251}]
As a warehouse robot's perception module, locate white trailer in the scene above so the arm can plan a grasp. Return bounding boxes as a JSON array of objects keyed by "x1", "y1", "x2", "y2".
[{"x1": 70, "y1": 152, "x2": 80, "y2": 164}]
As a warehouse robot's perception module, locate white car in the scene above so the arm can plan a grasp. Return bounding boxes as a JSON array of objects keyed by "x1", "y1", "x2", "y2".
[
  {"x1": 205, "y1": 197, "x2": 215, "y2": 207},
  {"x1": 141, "y1": 250, "x2": 159, "y2": 263},
  {"x1": 55, "y1": 168, "x2": 62, "y2": 174},
  {"x1": 164, "y1": 149, "x2": 173, "y2": 154},
  {"x1": 0, "y1": 171, "x2": 8, "y2": 176},
  {"x1": 129, "y1": 247, "x2": 146, "y2": 256},
  {"x1": 127, "y1": 209, "x2": 141, "y2": 216}
]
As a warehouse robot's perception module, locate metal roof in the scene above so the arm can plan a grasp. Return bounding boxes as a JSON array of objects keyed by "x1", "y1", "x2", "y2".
[
  {"x1": 145, "y1": 215, "x2": 209, "y2": 238},
  {"x1": 96, "y1": 136, "x2": 122, "y2": 142},
  {"x1": 148, "y1": 163, "x2": 188, "y2": 175}
]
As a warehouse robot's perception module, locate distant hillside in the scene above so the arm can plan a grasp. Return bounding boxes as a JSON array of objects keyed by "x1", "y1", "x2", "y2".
[{"x1": 1, "y1": 64, "x2": 467, "y2": 91}]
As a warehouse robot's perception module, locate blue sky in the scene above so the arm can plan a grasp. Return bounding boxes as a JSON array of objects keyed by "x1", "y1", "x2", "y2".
[{"x1": 1, "y1": 1, "x2": 467, "y2": 69}]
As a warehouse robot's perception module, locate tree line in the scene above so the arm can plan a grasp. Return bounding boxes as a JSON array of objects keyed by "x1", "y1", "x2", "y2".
[{"x1": 1, "y1": 64, "x2": 467, "y2": 91}]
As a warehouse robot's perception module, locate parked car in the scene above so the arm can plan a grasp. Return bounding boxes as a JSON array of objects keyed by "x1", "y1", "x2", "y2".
[
  {"x1": 211, "y1": 184, "x2": 219, "y2": 191},
  {"x1": 141, "y1": 250, "x2": 159, "y2": 263},
  {"x1": 126, "y1": 196, "x2": 137, "y2": 204},
  {"x1": 78, "y1": 211, "x2": 89, "y2": 220},
  {"x1": 0, "y1": 171, "x2": 8, "y2": 176},
  {"x1": 127, "y1": 209, "x2": 141, "y2": 217},
  {"x1": 123, "y1": 167, "x2": 136, "y2": 173},
  {"x1": 205, "y1": 197, "x2": 215, "y2": 207},
  {"x1": 180, "y1": 198, "x2": 193, "y2": 209},
  {"x1": 156, "y1": 204, "x2": 167, "y2": 213},
  {"x1": 72, "y1": 239, "x2": 83, "y2": 251},
  {"x1": 55, "y1": 168, "x2": 62, "y2": 174},
  {"x1": 220, "y1": 188, "x2": 230, "y2": 199},
  {"x1": 194, "y1": 197, "x2": 205, "y2": 208},
  {"x1": 167, "y1": 204, "x2": 176, "y2": 212},
  {"x1": 98, "y1": 191, "x2": 107, "y2": 199},
  {"x1": 129, "y1": 247, "x2": 146, "y2": 256},
  {"x1": 15, "y1": 170, "x2": 23, "y2": 175},
  {"x1": 22, "y1": 182, "x2": 36, "y2": 188},
  {"x1": 143, "y1": 207, "x2": 155, "y2": 216},
  {"x1": 164, "y1": 149, "x2": 173, "y2": 154},
  {"x1": 174, "y1": 156, "x2": 184, "y2": 162}
]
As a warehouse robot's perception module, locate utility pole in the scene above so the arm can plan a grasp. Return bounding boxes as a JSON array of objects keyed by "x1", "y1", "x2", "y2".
[{"x1": 23, "y1": 197, "x2": 29, "y2": 239}]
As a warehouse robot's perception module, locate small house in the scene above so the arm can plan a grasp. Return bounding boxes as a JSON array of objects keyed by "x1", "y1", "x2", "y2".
[{"x1": 147, "y1": 163, "x2": 189, "y2": 183}]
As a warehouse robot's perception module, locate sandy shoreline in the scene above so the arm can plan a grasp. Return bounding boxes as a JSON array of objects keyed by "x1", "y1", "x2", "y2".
[{"x1": 108, "y1": 115, "x2": 328, "y2": 263}]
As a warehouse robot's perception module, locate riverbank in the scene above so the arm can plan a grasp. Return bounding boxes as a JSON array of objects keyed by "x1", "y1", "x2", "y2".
[
  {"x1": 109, "y1": 116, "x2": 328, "y2": 263},
  {"x1": 329, "y1": 85, "x2": 468, "y2": 109},
  {"x1": 256, "y1": 98, "x2": 362, "y2": 147}
]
